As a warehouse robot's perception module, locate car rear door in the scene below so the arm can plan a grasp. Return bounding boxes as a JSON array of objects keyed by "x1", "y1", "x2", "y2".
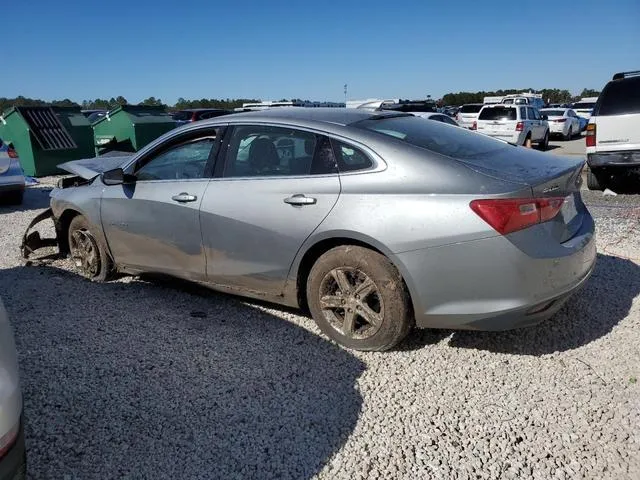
[
  {"x1": 199, "y1": 124, "x2": 341, "y2": 296},
  {"x1": 592, "y1": 76, "x2": 640, "y2": 153},
  {"x1": 100, "y1": 126, "x2": 223, "y2": 280}
]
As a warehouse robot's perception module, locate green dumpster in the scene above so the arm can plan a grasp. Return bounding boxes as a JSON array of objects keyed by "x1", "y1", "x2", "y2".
[
  {"x1": 92, "y1": 105, "x2": 176, "y2": 155},
  {"x1": 0, "y1": 106, "x2": 95, "y2": 176}
]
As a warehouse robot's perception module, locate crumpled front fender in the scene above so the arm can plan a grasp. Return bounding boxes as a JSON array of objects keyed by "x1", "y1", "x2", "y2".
[{"x1": 20, "y1": 208, "x2": 60, "y2": 259}]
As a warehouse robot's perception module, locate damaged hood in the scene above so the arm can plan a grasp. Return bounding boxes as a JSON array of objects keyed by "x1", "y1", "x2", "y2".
[{"x1": 58, "y1": 152, "x2": 134, "y2": 179}]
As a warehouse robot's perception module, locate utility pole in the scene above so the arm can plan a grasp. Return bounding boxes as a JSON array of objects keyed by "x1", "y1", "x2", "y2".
[{"x1": 344, "y1": 84, "x2": 348, "y2": 105}]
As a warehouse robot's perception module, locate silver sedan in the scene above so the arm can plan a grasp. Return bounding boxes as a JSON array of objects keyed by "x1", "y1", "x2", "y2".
[{"x1": 22, "y1": 108, "x2": 596, "y2": 351}]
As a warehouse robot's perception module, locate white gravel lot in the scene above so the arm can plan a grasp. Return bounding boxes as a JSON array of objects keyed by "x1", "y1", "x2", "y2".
[{"x1": 1, "y1": 182, "x2": 639, "y2": 480}]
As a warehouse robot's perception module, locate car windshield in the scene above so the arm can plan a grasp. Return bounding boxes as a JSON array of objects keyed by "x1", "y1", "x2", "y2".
[
  {"x1": 594, "y1": 77, "x2": 640, "y2": 116},
  {"x1": 542, "y1": 110, "x2": 566, "y2": 116},
  {"x1": 459, "y1": 104, "x2": 483, "y2": 113},
  {"x1": 478, "y1": 107, "x2": 517, "y2": 121},
  {"x1": 354, "y1": 115, "x2": 509, "y2": 160},
  {"x1": 172, "y1": 111, "x2": 192, "y2": 121},
  {"x1": 573, "y1": 102, "x2": 596, "y2": 109}
]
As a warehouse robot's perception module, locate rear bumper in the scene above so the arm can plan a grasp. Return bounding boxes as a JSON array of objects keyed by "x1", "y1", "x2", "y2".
[
  {"x1": 0, "y1": 420, "x2": 26, "y2": 480},
  {"x1": 397, "y1": 214, "x2": 597, "y2": 331},
  {"x1": 588, "y1": 151, "x2": 640, "y2": 168},
  {"x1": 548, "y1": 124, "x2": 567, "y2": 134},
  {"x1": 481, "y1": 131, "x2": 523, "y2": 144}
]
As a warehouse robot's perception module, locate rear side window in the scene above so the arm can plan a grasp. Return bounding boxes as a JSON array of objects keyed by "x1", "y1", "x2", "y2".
[
  {"x1": 527, "y1": 108, "x2": 538, "y2": 120},
  {"x1": 354, "y1": 115, "x2": 509, "y2": 160},
  {"x1": 459, "y1": 104, "x2": 483, "y2": 113},
  {"x1": 594, "y1": 77, "x2": 640, "y2": 116},
  {"x1": 332, "y1": 140, "x2": 373, "y2": 172},
  {"x1": 224, "y1": 125, "x2": 337, "y2": 178},
  {"x1": 478, "y1": 107, "x2": 517, "y2": 121},
  {"x1": 519, "y1": 107, "x2": 527, "y2": 119}
]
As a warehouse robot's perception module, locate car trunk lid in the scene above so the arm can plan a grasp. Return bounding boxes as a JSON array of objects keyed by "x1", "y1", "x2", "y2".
[{"x1": 457, "y1": 148, "x2": 586, "y2": 243}]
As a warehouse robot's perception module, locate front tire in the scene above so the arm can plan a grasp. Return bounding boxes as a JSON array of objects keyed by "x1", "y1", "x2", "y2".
[
  {"x1": 68, "y1": 215, "x2": 113, "y2": 281},
  {"x1": 306, "y1": 245, "x2": 412, "y2": 351}
]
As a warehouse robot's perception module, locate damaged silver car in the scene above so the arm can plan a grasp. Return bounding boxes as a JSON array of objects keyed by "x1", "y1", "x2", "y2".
[{"x1": 22, "y1": 108, "x2": 596, "y2": 351}]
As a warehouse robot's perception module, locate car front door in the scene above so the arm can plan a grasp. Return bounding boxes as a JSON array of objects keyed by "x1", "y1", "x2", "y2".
[
  {"x1": 100, "y1": 127, "x2": 222, "y2": 280},
  {"x1": 199, "y1": 124, "x2": 341, "y2": 295}
]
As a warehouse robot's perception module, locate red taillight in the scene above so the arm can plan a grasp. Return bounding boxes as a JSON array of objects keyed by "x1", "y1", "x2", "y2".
[
  {"x1": 470, "y1": 197, "x2": 565, "y2": 235},
  {"x1": 7, "y1": 147, "x2": 18, "y2": 159},
  {"x1": 555, "y1": 118, "x2": 567, "y2": 123},
  {"x1": 0, "y1": 423, "x2": 19, "y2": 459},
  {"x1": 515, "y1": 122, "x2": 524, "y2": 131},
  {"x1": 471, "y1": 121, "x2": 477, "y2": 130},
  {"x1": 586, "y1": 123, "x2": 596, "y2": 147}
]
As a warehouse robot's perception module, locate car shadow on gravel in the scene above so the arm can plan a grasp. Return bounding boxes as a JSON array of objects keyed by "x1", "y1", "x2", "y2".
[
  {"x1": 0, "y1": 186, "x2": 52, "y2": 213},
  {"x1": 445, "y1": 253, "x2": 640, "y2": 355},
  {"x1": 2, "y1": 264, "x2": 365, "y2": 480}
]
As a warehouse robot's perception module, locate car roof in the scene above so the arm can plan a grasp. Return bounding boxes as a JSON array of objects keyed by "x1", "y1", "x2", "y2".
[
  {"x1": 201, "y1": 107, "x2": 409, "y2": 127},
  {"x1": 179, "y1": 108, "x2": 229, "y2": 112}
]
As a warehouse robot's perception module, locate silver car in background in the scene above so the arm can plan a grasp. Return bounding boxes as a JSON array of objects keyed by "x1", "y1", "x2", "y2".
[
  {"x1": 23, "y1": 108, "x2": 596, "y2": 351},
  {"x1": 0, "y1": 141, "x2": 25, "y2": 205},
  {"x1": 0, "y1": 299, "x2": 25, "y2": 480}
]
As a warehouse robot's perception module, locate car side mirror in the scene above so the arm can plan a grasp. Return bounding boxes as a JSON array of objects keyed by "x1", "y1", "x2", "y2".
[
  {"x1": 541, "y1": 114, "x2": 548, "y2": 120},
  {"x1": 102, "y1": 168, "x2": 136, "y2": 186}
]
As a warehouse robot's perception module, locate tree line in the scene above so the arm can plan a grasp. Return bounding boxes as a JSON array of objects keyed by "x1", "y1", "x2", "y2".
[
  {"x1": 1, "y1": 88, "x2": 602, "y2": 113},
  {"x1": 0, "y1": 96, "x2": 261, "y2": 113},
  {"x1": 440, "y1": 88, "x2": 601, "y2": 106}
]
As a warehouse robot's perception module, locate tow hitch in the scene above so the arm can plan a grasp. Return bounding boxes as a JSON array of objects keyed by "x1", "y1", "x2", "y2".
[{"x1": 20, "y1": 208, "x2": 60, "y2": 259}]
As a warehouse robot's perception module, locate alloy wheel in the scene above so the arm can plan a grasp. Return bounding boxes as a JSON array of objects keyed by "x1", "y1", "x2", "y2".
[
  {"x1": 70, "y1": 228, "x2": 101, "y2": 277},
  {"x1": 318, "y1": 267, "x2": 384, "y2": 340}
]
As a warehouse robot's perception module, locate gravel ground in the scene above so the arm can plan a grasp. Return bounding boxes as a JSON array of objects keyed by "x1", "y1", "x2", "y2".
[{"x1": 1, "y1": 181, "x2": 639, "y2": 480}]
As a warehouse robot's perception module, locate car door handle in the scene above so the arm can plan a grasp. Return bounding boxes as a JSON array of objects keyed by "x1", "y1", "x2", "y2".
[
  {"x1": 171, "y1": 192, "x2": 198, "y2": 203},
  {"x1": 284, "y1": 194, "x2": 317, "y2": 206}
]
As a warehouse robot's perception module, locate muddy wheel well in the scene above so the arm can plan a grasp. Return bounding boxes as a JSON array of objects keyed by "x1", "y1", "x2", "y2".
[
  {"x1": 57, "y1": 209, "x2": 81, "y2": 255},
  {"x1": 296, "y1": 238, "x2": 392, "y2": 311}
]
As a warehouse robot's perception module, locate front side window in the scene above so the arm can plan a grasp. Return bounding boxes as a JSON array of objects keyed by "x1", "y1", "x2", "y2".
[
  {"x1": 224, "y1": 125, "x2": 337, "y2": 177},
  {"x1": 136, "y1": 136, "x2": 216, "y2": 181}
]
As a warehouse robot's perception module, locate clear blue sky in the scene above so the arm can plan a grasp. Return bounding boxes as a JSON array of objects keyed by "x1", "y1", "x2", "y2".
[{"x1": 3, "y1": 0, "x2": 639, "y2": 104}]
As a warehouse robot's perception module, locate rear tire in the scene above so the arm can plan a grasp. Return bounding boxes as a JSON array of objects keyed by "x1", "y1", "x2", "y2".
[
  {"x1": 564, "y1": 127, "x2": 572, "y2": 141},
  {"x1": 587, "y1": 168, "x2": 604, "y2": 191},
  {"x1": 524, "y1": 134, "x2": 533, "y2": 148},
  {"x1": 306, "y1": 245, "x2": 412, "y2": 351},
  {"x1": 538, "y1": 131, "x2": 549, "y2": 150},
  {"x1": 67, "y1": 215, "x2": 113, "y2": 281}
]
